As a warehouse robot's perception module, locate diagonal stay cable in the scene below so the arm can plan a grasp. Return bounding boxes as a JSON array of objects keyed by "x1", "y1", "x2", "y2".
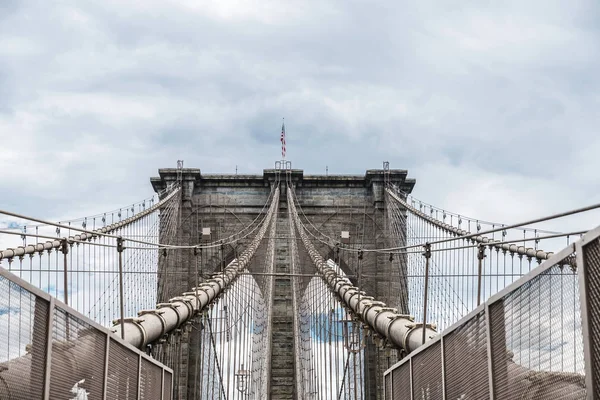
[
  {"x1": 0, "y1": 186, "x2": 181, "y2": 260},
  {"x1": 385, "y1": 187, "x2": 589, "y2": 262}
]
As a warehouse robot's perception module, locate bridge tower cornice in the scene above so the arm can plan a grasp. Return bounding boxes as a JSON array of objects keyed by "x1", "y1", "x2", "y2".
[{"x1": 151, "y1": 168, "x2": 201, "y2": 200}]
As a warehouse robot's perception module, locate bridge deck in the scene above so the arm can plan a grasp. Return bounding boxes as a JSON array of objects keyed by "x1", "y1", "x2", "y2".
[{"x1": 270, "y1": 202, "x2": 296, "y2": 398}]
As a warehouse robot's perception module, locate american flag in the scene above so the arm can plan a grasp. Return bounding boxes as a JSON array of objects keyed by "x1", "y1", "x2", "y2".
[{"x1": 280, "y1": 121, "x2": 286, "y2": 159}]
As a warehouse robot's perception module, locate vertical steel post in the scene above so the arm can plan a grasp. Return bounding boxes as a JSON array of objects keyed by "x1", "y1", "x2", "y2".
[
  {"x1": 42, "y1": 297, "x2": 55, "y2": 400},
  {"x1": 117, "y1": 237, "x2": 125, "y2": 339},
  {"x1": 440, "y1": 335, "x2": 447, "y2": 400},
  {"x1": 389, "y1": 370, "x2": 393, "y2": 400},
  {"x1": 477, "y1": 245, "x2": 486, "y2": 307},
  {"x1": 61, "y1": 239, "x2": 69, "y2": 305},
  {"x1": 422, "y1": 243, "x2": 431, "y2": 345},
  {"x1": 137, "y1": 354, "x2": 142, "y2": 400},
  {"x1": 102, "y1": 335, "x2": 110, "y2": 400},
  {"x1": 161, "y1": 369, "x2": 165, "y2": 400},
  {"x1": 485, "y1": 303, "x2": 495, "y2": 400},
  {"x1": 575, "y1": 240, "x2": 595, "y2": 399},
  {"x1": 409, "y1": 358, "x2": 414, "y2": 400}
]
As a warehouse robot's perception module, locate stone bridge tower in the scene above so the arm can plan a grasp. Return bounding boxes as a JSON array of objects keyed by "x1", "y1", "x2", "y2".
[{"x1": 150, "y1": 166, "x2": 415, "y2": 399}]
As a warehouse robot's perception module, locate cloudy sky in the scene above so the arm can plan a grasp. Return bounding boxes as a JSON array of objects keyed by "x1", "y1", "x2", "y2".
[{"x1": 1, "y1": 0, "x2": 599, "y2": 231}]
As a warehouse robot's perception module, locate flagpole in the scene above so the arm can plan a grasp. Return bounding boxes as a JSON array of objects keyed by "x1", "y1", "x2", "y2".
[{"x1": 281, "y1": 118, "x2": 286, "y2": 161}]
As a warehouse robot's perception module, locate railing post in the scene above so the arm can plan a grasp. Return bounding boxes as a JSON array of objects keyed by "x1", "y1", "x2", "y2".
[
  {"x1": 137, "y1": 354, "x2": 142, "y2": 400},
  {"x1": 60, "y1": 239, "x2": 69, "y2": 305},
  {"x1": 42, "y1": 297, "x2": 55, "y2": 400},
  {"x1": 117, "y1": 236, "x2": 125, "y2": 339},
  {"x1": 477, "y1": 245, "x2": 486, "y2": 306},
  {"x1": 440, "y1": 334, "x2": 446, "y2": 400},
  {"x1": 485, "y1": 302, "x2": 495, "y2": 400},
  {"x1": 102, "y1": 335, "x2": 110, "y2": 400},
  {"x1": 576, "y1": 240, "x2": 595, "y2": 399},
  {"x1": 422, "y1": 242, "x2": 431, "y2": 344},
  {"x1": 388, "y1": 370, "x2": 393, "y2": 400},
  {"x1": 161, "y1": 369, "x2": 165, "y2": 400},
  {"x1": 409, "y1": 357, "x2": 414, "y2": 400}
]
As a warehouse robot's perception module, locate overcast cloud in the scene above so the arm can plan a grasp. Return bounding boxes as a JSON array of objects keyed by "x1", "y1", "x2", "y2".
[{"x1": 1, "y1": 0, "x2": 599, "y2": 233}]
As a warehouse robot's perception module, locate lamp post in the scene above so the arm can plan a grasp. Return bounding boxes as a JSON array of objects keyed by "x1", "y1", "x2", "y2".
[{"x1": 235, "y1": 364, "x2": 250, "y2": 398}]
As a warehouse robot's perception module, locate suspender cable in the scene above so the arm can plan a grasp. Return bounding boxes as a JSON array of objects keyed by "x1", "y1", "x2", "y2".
[
  {"x1": 113, "y1": 187, "x2": 280, "y2": 348},
  {"x1": 288, "y1": 185, "x2": 436, "y2": 354}
]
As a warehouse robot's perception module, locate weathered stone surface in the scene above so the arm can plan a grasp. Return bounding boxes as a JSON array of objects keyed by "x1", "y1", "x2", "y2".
[{"x1": 150, "y1": 167, "x2": 414, "y2": 399}]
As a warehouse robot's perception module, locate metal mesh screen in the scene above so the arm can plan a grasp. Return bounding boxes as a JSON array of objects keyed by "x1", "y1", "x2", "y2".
[
  {"x1": 106, "y1": 339, "x2": 140, "y2": 399},
  {"x1": 412, "y1": 341, "x2": 442, "y2": 399},
  {"x1": 444, "y1": 311, "x2": 490, "y2": 399},
  {"x1": 0, "y1": 276, "x2": 48, "y2": 400},
  {"x1": 49, "y1": 307, "x2": 107, "y2": 398},
  {"x1": 391, "y1": 362, "x2": 411, "y2": 400},
  {"x1": 582, "y1": 237, "x2": 600, "y2": 394},
  {"x1": 489, "y1": 300, "x2": 509, "y2": 396},
  {"x1": 384, "y1": 373, "x2": 392, "y2": 400},
  {"x1": 140, "y1": 357, "x2": 163, "y2": 400},
  {"x1": 164, "y1": 370, "x2": 173, "y2": 400},
  {"x1": 490, "y1": 260, "x2": 586, "y2": 399},
  {"x1": 377, "y1": 235, "x2": 599, "y2": 400},
  {"x1": 0, "y1": 269, "x2": 174, "y2": 397}
]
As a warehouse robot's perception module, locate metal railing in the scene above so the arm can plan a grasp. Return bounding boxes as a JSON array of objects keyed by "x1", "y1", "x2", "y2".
[
  {"x1": 0, "y1": 266, "x2": 173, "y2": 400},
  {"x1": 384, "y1": 224, "x2": 600, "y2": 399}
]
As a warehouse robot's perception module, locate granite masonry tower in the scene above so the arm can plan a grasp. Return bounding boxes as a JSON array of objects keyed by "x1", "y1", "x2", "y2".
[{"x1": 150, "y1": 166, "x2": 415, "y2": 399}]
